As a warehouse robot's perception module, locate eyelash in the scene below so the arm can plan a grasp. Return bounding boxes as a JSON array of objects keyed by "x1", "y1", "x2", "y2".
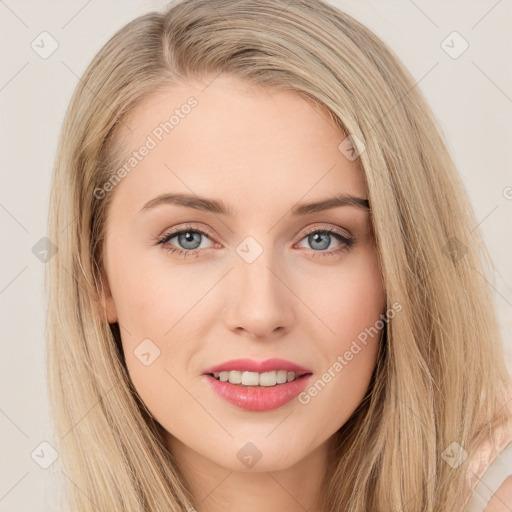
[{"x1": 154, "y1": 224, "x2": 356, "y2": 259}]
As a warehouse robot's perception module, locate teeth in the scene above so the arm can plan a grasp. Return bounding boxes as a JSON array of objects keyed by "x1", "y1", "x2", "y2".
[
  {"x1": 276, "y1": 370, "x2": 288, "y2": 384},
  {"x1": 212, "y1": 370, "x2": 300, "y2": 386},
  {"x1": 242, "y1": 371, "x2": 260, "y2": 386}
]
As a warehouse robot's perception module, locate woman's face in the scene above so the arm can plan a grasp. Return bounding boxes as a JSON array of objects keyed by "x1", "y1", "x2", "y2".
[{"x1": 101, "y1": 74, "x2": 386, "y2": 474}]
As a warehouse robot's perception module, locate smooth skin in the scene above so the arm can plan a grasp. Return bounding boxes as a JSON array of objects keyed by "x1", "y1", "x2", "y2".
[{"x1": 101, "y1": 74, "x2": 386, "y2": 512}]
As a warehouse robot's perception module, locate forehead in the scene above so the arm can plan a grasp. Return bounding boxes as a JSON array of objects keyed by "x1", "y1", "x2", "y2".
[{"x1": 106, "y1": 74, "x2": 367, "y2": 220}]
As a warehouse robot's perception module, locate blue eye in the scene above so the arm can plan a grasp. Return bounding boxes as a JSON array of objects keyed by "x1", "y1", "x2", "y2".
[
  {"x1": 156, "y1": 225, "x2": 214, "y2": 259},
  {"x1": 155, "y1": 225, "x2": 355, "y2": 259},
  {"x1": 298, "y1": 227, "x2": 355, "y2": 258}
]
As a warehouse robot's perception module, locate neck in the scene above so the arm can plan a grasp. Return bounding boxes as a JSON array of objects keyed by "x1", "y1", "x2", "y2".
[{"x1": 165, "y1": 432, "x2": 337, "y2": 512}]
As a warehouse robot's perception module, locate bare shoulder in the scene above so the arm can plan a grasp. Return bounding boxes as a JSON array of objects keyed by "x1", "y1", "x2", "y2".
[{"x1": 483, "y1": 475, "x2": 512, "y2": 512}]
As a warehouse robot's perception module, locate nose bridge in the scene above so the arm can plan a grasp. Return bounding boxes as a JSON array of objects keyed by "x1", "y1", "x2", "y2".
[
  {"x1": 236, "y1": 240, "x2": 279, "y2": 298},
  {"x1": 223, "y1": 235, "x2": 294, "y2": 337}
]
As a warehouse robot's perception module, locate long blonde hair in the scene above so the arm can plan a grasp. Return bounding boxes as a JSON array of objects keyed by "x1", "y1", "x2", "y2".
[{"x1": 45, "y1": 1, "x2": 512, "y2": 510}]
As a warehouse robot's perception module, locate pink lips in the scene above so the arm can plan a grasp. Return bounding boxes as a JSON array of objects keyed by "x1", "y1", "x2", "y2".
[
  {"x1": 202, "y1": 358, "x2": 313, "y2": 411},
  {"x1": 202, "y1": 358, "x2": 312, "y2": 376}
]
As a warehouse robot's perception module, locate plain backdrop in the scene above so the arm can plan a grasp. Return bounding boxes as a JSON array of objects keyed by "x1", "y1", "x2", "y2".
[{"x1": 1, "y1": 1, "x2": 511, "y2": 510}]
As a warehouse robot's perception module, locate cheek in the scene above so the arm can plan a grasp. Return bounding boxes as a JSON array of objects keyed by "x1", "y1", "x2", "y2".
[
  {"x1": 114, "y1": 270, "x2": 195, "y2": 423},
  {"x1": 313, "y1": 248, "x2": 385, "y2": 383},
  {"x1": 314, "y1": 248, "x2": 385, "y2": 344},
  {"x1": 110, "y1": 246, "x2": 204, "y2": 335},
  {"x1": 108, "y1": 254, "x2": 211, "y2": 409},
  {"x1": 297, "y1": 254, "x2": 385, "y2": 426}
]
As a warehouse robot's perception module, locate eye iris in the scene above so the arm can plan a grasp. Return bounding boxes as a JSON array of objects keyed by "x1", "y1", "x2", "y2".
[
  {"x1": 309, "y1": 232, "x2": 330, "y2": 250},
  {"x1": 178, "y1": 231, "x2": 202, "y2": 250}
]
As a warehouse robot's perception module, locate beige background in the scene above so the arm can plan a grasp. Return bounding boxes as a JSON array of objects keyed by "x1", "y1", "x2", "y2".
[{"x1": 0, "y1": 1, "x2": 511, "y2": 510}]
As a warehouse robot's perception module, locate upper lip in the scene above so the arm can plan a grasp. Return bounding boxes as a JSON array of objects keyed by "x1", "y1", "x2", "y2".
[{"x1": 202, "y1": 358, "x2": 312, "y2": 376}]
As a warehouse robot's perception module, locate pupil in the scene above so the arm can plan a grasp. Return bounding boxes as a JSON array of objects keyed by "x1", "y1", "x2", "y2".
[{"x1": 311, "y1": 232, "x2": 329, "y2": 250}]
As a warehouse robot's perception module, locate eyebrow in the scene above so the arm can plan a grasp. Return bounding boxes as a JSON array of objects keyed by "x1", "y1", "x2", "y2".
[{"x1": 138, "y1": 192, "x2": 370, "y2": 216}]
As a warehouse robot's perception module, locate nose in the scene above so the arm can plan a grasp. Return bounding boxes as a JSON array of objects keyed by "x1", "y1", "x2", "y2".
[{"x1": 222, "y1": 246, "x2": 295, "y2": 340}]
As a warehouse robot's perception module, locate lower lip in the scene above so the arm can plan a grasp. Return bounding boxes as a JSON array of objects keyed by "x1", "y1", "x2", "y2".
[{"x1": 203, "y1": 374, "x2": 313, "y2": 411}]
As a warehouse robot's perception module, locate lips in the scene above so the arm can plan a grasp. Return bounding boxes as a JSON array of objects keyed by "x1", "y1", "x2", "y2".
[
  {"x1": 202, "y1": 357, "x2": 312, "y2": 377},
  {"x1": 204, "y1": 372, "x2": 313, "y2": 411}
]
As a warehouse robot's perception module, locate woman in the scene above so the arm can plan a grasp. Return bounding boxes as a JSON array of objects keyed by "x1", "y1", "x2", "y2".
[{"x1": 45, "y1": 1, "x2": 512, "y2": 510}]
